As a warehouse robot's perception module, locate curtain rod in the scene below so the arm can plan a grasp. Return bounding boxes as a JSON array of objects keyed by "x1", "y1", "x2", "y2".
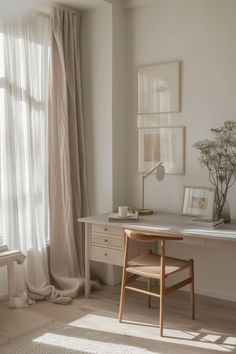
[
  {"x1": 37, "y1": 11, "x2": 50, "y2": 18},
  {"x1": 37, "y1": 5, "x2": 81, "y2": 18}
]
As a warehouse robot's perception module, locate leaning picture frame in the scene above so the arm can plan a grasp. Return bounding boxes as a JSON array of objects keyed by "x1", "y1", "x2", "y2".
[
  {"x1": 182, "y1": 186, "x2": 216, "y2": 218},
  {"x1": 138, "y1": 126, "x2": 185, "y2": 175},
  {"x1": 138, "y1": 61, "x2": 180, "y2": 115}
]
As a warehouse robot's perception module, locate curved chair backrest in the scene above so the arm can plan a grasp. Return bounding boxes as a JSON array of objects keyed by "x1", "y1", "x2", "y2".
[{"x1": 124, "y1": 229, "x2": 183, "y2": 243}]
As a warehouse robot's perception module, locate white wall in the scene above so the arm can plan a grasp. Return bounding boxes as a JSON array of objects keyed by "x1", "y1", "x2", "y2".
[
  {"x1": 81, "y1": 0, "x2": 236, "y2": 300},
  {"x1": 112, "y1": 0, "x2": 128, "y2": 210},
  {"x1": 81, "y1": 3, "x2": 119, "y2": 284},
  {"x1": 81, "y1": 3, "x2": 113, "y2": 215},
  {"x1": 81, "y1": 0, "x2": 128, "y2": 214},
  {"x1": 125, "y1": 0, "x2": 236, "y2": 301}
]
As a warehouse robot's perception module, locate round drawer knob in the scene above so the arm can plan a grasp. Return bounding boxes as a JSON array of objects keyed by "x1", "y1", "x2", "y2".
[
  {"x1": 104, "y1": 227, "x2": 108, "y2": 232},
  {"x1": 104, "y1": 253, "x2": 108, "y2": 256},
  {"x1": 104, "y1": 239, "x2": 108, "y2": 243}
]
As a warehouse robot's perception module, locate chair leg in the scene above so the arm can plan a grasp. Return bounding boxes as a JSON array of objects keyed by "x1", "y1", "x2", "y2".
[
  {"x1": 159, "y1": 281, "x2": 165, "y2": 336},
  {"x1": 118, "y1": 235, "x2": 129, "y2": 322},
  {"x1": 189, "y1": 259, "x2": 195, "y2": 320},
  {"x1": 159, "y1": 240, "x2": 165, "y2": 337},
  {"x1": 147, "y1": 278, "x2": 152, "y2": 308},
  {"x1": 118, "y1": 269, "x2": 127, "y2": 322}
]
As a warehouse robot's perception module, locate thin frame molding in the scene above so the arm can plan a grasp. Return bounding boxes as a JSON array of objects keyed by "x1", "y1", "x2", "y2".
[
  {"x1": 137, "y1": 60, "x2": 181, "y2": 115},
  {"x1": 137, "y1": 125, "x2": 186, "y2": 176},
  {"x1": 182, "y1": 185, "x2": 216, "y2": 217}
]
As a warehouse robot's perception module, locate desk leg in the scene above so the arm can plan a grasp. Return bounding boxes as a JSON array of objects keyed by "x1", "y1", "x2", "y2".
[
  {"x1": 85, "y1": 223, "x2": 91, "y2": 298},
  {"x1": 7, "y1": 262, "x2": 15, "y2": 305}
]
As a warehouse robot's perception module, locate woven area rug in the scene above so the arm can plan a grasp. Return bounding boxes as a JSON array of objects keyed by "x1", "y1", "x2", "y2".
[{"x1": 0, "y1": 320, "x2": 157, "y2": 354}]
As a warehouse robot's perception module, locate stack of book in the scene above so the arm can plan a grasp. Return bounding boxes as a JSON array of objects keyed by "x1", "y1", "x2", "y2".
[{"x1": 188, "y1": 217, "x2": 224, "y2": 228}]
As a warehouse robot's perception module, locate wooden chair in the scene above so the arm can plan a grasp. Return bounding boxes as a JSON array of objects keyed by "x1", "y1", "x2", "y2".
[{"x1": 118, "y1": 229, "x2": 195, "y2": 336}]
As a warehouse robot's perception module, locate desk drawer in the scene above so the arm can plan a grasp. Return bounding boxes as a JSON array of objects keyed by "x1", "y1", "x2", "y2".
[
  {"x1": 91, "y1": 233, "x2": 123, "y2": 249},
  {"x1": 90, "y1": 245, "x2": 123, "y2": 266},
  {"x1": 92, "y1": 224, "x2": 123, "y2": 236}
]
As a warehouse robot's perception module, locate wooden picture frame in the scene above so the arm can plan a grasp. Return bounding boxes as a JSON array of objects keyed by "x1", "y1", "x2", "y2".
[
  {"x1": 138, "y1": 61, "x2": 180, "y2": 115},
  {"x1": 182, "y1": 186, "x2": 216, "y2": 217},
  {"x1": 138, "y1": 126, "x2": 185, "y2": 175}
]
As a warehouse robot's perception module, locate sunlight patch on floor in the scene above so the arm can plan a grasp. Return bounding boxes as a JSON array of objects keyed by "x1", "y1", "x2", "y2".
[
  {"x1": 33, "y1": 332, "x2": 157, "y2": 354},
  {"x1": 201, "y1": 334, "x2": 221, "y2": 342},
  {"x1": 69, "y1": 314, "x2": 234, "y2": 352},
  {"x1": 224, "y1": 337, "x2": 236, "y2": 345}
]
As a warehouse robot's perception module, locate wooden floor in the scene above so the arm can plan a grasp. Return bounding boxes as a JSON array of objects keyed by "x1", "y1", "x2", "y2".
[{"x1": 0, "y1": 284, "x2": 236, "y2": 353}]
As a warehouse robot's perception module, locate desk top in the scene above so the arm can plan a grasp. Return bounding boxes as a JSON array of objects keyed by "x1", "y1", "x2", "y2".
[{"x1": 78, "y1": 212, "x2": 236, "y2": 242}]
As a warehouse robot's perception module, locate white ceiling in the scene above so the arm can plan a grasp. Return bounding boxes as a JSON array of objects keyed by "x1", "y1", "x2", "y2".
[
  {"x1": 123, "y1": 0, "x2": 159, "y2": 10},
  {"x1": 43, "y1": 0, "x2": 158, "y2": 12},
  {"x1": 46, "y1": 0, "x2": 157, "y2": 11},
  {"x1": 48, "y1": 0, "x2": 106, "y2": 11}
]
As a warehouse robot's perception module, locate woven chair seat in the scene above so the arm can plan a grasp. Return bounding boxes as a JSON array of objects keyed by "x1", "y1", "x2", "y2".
[
  {"x1": 126, "y1": 253, "x2": 189, "y2": 279},
  {"x1": 119, "y1": 229, "x2": 195, "y2": 336}
]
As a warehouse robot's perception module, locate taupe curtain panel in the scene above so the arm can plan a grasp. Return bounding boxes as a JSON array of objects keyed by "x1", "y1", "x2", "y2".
[{"x1": 49, "y1": 7, "x2": 89, "y2": 297}]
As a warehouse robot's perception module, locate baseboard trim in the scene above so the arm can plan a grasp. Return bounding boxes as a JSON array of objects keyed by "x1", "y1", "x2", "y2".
[
  {"x1": 180, "y1": 286, "x2": 236, "y2": 302},
  {"x1": 137, "y1": 278, "x2": 236, "y2": 302},
  {"x1": 0, "y1": 292, "x2": 8, "y2": 301},
  {"x1": 137, "y1": 277, "x2": 236, "y2": 302},
  {"x1": 1, "y1": 285, "x2": 235, "y2": 303},
  {"x1": 196, "y1": 288, "x2": 236, "y2": 303}
]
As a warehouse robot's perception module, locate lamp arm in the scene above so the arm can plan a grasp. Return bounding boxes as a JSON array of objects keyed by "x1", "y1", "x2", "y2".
[
  {"x1": 143, "y1": 161, "x2": 163, "y2": 179},
  {"x1": 139, "y1": 161, "x2": 165, "y2": 213}
]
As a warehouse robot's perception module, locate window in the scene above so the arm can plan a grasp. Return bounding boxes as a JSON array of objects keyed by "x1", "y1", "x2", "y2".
[
  {"x1": 0, "y1": 32, "x2": 4, "y2": 245},
  {"x1": 0, "y1": 15, "x2": 51, "y2": 249}
]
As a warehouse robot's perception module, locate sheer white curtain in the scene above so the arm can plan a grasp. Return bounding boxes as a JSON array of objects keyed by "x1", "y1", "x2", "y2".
[
  {"x1": 0, "y1": 14, "x2": 54, "y2": 304},
  {"x1": 0, "y1": 9, "x2": 91, "y2": 305}
]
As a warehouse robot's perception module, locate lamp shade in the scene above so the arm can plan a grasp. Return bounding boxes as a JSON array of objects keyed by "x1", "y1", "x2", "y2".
[{"x1": 156, "y1": 164, "x2": 165, "y2": 181}]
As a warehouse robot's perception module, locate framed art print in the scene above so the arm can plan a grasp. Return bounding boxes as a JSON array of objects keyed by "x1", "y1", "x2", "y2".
[
  {"x1": 138, "y1": 126, "x2": 185, "y2": 174},
  {"x1": 182, "y1": 186, "x2": 215, "y2": 217},
  {"x1": 138, "y1": 61, "x2": 180, "y2": 114}
]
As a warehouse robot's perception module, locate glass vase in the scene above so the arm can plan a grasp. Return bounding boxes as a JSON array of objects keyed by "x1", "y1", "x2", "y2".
[{"x1": 220, "y1": 200, "x2": 231, "y2": 223}]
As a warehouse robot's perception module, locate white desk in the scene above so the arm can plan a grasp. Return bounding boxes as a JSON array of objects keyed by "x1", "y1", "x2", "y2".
[{"x1": 78, "y1": 212, "x2": 236, "y2": 298}]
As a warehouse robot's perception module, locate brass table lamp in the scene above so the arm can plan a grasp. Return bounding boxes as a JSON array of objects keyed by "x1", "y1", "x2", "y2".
[{"x1": 138, "y1": 161, "x2": 165, "y2": 215}]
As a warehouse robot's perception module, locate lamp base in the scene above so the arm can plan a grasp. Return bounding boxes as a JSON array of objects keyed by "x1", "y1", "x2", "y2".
[{"x1": 138, "y1": 208, "x2": 153, "y2": 215}]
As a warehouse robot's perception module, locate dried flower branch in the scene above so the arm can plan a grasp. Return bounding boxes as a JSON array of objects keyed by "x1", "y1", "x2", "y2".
[{"x1": 193, "y1": 121, "x2": 236, "y2": 219}]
